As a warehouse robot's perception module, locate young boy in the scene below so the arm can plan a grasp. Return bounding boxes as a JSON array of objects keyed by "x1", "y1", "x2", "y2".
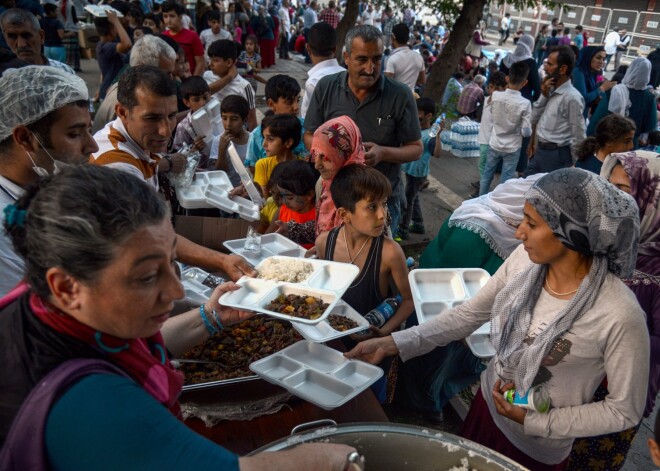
[
  {"x1": 316, "y1": 165, "x2": 414, "y2": 400},
  {"x1": 398, "y1": 98, "x2": 441, "y2": 239},
  {"x1": 161, "y1": 1, "x2": 205, "y2": 76},
  {"x1": 479, "y1": 61, "x2": 531, "y2": 196},
  {"x1": 172, "y1": 76, "x2": 211, "y2": 168},
  {"x1": 199, "y1": 11, "x2": 232, "y2": 62},
  {"x1": 40, "y1": 3, "x2": 72, "y2": 63},
  {"x1": 214, "y1": 95, "x2": 250, "y2": 187},
  {"x1": 94, "y1": 10, "x2": 132, "y2": 100},
  {"x1": 203, "y1": 39, "x2": 257, "y2": 130},
  {"x1": 253, "y1": 114, "x2": 302, "y2": 197},
  {"x1": 245, "y1": 74, "x2": 308, "y2": 170},
  {"x1": 471, "y1": 71, "x2": 507, "y2": 197}
]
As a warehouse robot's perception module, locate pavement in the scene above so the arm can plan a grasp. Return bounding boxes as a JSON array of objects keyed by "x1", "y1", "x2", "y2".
[{"x1": 77, "y1": 40, "x2": 656, "y2": 470}]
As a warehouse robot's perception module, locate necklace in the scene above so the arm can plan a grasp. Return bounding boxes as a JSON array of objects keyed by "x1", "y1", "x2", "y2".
[
  {"x1": 342, "y1": 226, "x2": 370, "y2": 265},
  {"x1": 545, "y1": 277, "x2": 579, "y2": 297}
]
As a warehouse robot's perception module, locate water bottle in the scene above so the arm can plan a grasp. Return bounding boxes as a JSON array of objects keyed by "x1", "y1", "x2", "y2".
[
  {"x1": 428, "y1": 113, "x2": 446, "y2": 138},
  {"x1": 357, "y1": 295, "x2": 403, "y2": 335}
]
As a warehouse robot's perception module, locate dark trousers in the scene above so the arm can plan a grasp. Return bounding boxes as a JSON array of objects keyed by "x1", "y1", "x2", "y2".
[
  {"x1": 278, "y1": 31, "x2": 289, "y2": 58},
  {"x1": 524, "y1": 143, "x2": 573, "y2": 176},
  {"x1": 516, "y1": 135, "x2": 531, "y2": 173},
  {"x1": 498, "y1": 28, "x2": 510, "y2": 45},
  {"x1": 401, "y1": 174, "x2": 425, "y2": 228}
]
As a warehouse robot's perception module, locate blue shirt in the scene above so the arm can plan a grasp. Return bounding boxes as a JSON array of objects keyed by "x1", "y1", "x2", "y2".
[
  {"x1": 244, "y1": 116, "x2": 309, "y2": 167},
  {"x1": 402, "y1": 127, "x2": 435, "y2": 177}
]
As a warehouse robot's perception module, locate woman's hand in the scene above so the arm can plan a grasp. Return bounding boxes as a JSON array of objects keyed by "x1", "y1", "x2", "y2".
[
  {"x1": 491, "y1": 379, "x2": 528, "y2": 425},
  {"x1": 205, "y1": 282, "x2": 255, "y2": 327},
  {"x1": 599, "y1": 80, "x2": 615, "y2": 93},
  {"x1": 344, "y1": 335, "x2": 399, "y2": 364}
]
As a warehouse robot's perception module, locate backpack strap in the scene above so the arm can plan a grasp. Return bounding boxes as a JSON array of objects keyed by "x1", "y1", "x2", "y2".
[{"x1": 0, "y1": 358, "x2": 130, "y2": 470}]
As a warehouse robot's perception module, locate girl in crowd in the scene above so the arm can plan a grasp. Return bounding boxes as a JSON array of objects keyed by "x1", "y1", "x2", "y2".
[
  {"x1": 575, "y1": 113, "x2": 635, "y2": 174},
  {"x1": 0, "y1": 165, "x2": 354, "y2": 470},
  {"x1": 347, "y1": 168, "x2": 648, "y2": 471}
]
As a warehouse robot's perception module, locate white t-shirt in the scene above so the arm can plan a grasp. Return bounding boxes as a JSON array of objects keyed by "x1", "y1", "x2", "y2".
[
  {"x1": 384, "y1": 47, "x2": 425, "y2": 92},
  {"x1": 199, "y1": 28, "x2": 233, "y2": 61},
  {"x1": 202, "y1": 71, "x2": 256, "y2": 110},
  {"x1": 278, "y1": 6, "x2": 291, "y2": 34},
  {"x1": 361, "y1": 10, "x2": 373, "y2": 25},
  {"x1": 604, "y1": 31, "x2": 620, "y2": 54}
]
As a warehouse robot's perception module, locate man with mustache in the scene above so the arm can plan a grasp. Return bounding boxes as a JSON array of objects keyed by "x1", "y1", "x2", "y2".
[
  {"x1": 0, "y1": 8, "x2": 74, "y2": 74},
  {"x1": 303, "y1": 25, "x2": 422, "y2": 239}
]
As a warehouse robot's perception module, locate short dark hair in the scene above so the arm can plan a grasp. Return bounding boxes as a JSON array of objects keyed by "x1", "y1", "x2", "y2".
[
  {"x1": 563, "y1": 27, "x2": 570, "y2": 34},
  {"x1": 260, "y1": 114, "x2": 301, "y2": 149},
  {"x1": 576, "y1": 25, "x2": 583, "y2": 31},
  {"x1": 551, "y1": 29, "x2": 558, "y2": 37},
  {"x1": 134, "y1": 26, "x2": 154, "y2": 36},
  {"x1": 648, "y1": 130, "x2": 660, "y2": 146},
  {"x1": 265, "y1": 74, "x2": 301, "y2": 102},
  {"x1": 276, "y1": 160, "x2": 320, "y2": 196},
  {"x1": 508, "y1": 61, "x2": 530, "y2": 85},
  {"x1": 208, "y1": 10, "x2": 221, "y2": 22},
  {"x1": 416, "y1": 97, "x2": 435, "y2": 116},
  {"x1": 161, "y1": 1, "x2": 184, "y2": 16},
  {"x1": 118, "y1": 65, "x2": 177, "y2": 110},
  {"x1": 392, "y1": 23, "x2": 409, "y2": 45},
  {"x1": 208, "y1": 39, "x2": 237, "y2": 60},
  {"x1": 158, "y1": 33, "x2": 181, "y2": 54},
  {"x1": 143, "y1": 13, "x2": 162, "y2": 27},
  {"x1": 331, "y1": 165, "x2": 391, "y2": 213},
  {"x1": 554, "y1": 45, "x2": 575, "y2": 76},
  {"x1": 43, "y1": 3, "x2": 57, "y2": 15},
  {"x1": 94, "y1": 17, "x2": 113, "y2": 36},
  {"x1": 180, "y1": 76, "x2": 210, "y2": 100},
  {"x1": 221, "y1": 95, "x2": 250, "y2": 119},
  {"x1": 452, "y1": 71, "x2": 465, "y2": 80},
  {"x1": 307, "y1": 22, "x2": 336, "y2": 57},
  {"x1": 489, "y1": 70, "x2": 508, "y2": 88},
  {"x1": 109, "y1": 0, "x2": 130, "y2": 15}
]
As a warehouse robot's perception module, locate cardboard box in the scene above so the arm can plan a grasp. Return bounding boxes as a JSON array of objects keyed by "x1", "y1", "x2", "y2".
[
  {"x1": 78, "y1": 26, "x2": 100, "y2": 50},
  {"x1": 175, "y1": 216, "x2": 255, "y2": 252}
]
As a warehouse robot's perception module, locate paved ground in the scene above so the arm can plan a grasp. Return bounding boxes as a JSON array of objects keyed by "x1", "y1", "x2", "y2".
[{"x1": 78, "y1": 40, "x2": 656, "y2": 469}]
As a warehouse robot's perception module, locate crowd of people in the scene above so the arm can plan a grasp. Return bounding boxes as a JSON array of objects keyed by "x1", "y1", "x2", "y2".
[{"x1": 0, "y1": 0, "x2": 660, "y2": 470}]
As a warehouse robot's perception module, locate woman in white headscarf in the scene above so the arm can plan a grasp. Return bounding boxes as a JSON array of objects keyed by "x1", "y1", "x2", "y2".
[{"x1": 587, "y1": 57, "x2": 657, "y2": 147}]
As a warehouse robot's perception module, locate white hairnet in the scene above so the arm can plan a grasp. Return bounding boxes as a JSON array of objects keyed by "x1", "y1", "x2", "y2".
[{"x1": 0, "y1": 66, "x2": 89, "y2": 142}]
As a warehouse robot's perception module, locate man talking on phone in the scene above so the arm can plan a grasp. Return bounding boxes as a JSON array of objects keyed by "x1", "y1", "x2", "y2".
[{"x1": 524, "y1": 46, "x2": 585, "y2": 176}]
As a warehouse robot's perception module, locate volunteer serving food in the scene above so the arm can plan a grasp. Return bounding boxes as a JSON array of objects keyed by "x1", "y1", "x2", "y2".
[
  {"x1": 346, "y1": 168, "x2": 649, "y2": 470},
  {"x1": 0, "y1": 165, "x2": 355, "y2": 470}
]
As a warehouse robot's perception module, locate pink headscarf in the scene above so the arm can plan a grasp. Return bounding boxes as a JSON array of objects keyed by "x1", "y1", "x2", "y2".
[{"x1": 311, "y1": 116, "x2": 365, "y2": 236}]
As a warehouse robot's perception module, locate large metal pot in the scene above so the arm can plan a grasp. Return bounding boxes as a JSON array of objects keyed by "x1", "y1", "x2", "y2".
[{"x1": 249, "y1": 421, "x2": 529, "y2": 471}]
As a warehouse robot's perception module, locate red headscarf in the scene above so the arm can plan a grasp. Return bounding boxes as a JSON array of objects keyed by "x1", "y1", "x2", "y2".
[{"x1": 312, "y1": 116, "x2": 365, "y2": 236}]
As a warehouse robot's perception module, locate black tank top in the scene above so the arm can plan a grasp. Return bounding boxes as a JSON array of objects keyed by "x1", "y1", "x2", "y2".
[{"x1": 325, "y1": 226, "x2": 385, "y2": 316}]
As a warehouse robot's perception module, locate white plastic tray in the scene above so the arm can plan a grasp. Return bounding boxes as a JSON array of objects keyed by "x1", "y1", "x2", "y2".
[
  {"x1": 408, "y1": 268, "x2": 490, "y2": 324},
  {"x1": 191, "y1": 98, "x2": 224, "y2": 154},
  {"x1": 175, "y1": 175, "x2": 214, "y2": 209},
  {"x1": 228, "y1": 142, "x2": 264, "y2": 206},
  {"x1": 291, "y1": 301, "x2": 368, "y2": 343},
  {"x1": 255, "y1": 256, "x2": 359, "y2": 294},
  {"x1": 465, "y1": 321, "x2": 496, "y2": 359},
  {"x1": 250, "y1": 340, "x2": 383, "y2": 410},
  {"x1": 224, "y1": 233, "x2": 306, "y2": 265},
  {"x1": 181, "y1": 267, "x2": 219, "y2": 303}
]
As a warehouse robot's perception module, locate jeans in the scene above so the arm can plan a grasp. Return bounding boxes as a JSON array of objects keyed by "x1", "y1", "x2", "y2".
[
  {"x1": 479, "y1": 147, "x2": 519, "y2": 195},
  {"x1": 278, "y1": 31, "x2": 289, "y2": 58},
  {"x1": 498, "y1": 28, "x2": 510, "y2": 45},
  {"x1": 44, "y1": 46, "x2": 66, "y2": 63},
  {"x1": 401, "y1": 174, "x2": 425, "y2": 228},
  {"x1": 388, "y1": 175, "x2": 403, "y2": 236},
  {"x1": 605, "y1": 53, "x2": 614, "y2": 71},
  {"x1": 478, "y1": 144, "x2": 489, "y2": 175}
]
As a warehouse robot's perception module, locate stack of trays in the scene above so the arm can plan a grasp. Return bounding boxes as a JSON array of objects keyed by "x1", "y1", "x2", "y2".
[
  {"x1": 292, "y1": 301, "x2": 369, "y2": 343},
  {"x1": 465, "y1": 322, "x2": 495, "y2": 358},
  {"x1": 181, "y1": 267, "x2": 224, "y2": 304},
  {"x1": 175, "y1": 170, "x2": 260, "y2": 221},
  {"x1": 224, "y1": 233, "x2": 306, "y2": 265},
  {"x1": 408, "y1": 268, "x2": 490, "y2": 324},
  {"x1": 220, "y1": 256, "x2": 359, "y2": 325},
  {"x1": 191, "y1": 97, "x2": 224, "y2": 154},
  {"x1": 250, "y1": 340, "x2": 383, "y2": 410}
]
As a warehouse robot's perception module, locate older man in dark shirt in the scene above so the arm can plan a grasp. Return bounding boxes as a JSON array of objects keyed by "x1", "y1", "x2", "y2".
[{"x1": 304, "y1": 25, "x2": 422, "y2": 238}]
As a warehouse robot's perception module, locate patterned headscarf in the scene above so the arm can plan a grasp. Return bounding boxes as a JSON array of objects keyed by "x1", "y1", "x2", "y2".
[
  {"x1": 490, "y1": 168, "x2": 640, "y2": 396},
  {"x1": 601, "y1": 150, "x2": 660, "y2": 274},
  {"x1": 311, "y1": 116, "x2": 365, "y2": 236}
]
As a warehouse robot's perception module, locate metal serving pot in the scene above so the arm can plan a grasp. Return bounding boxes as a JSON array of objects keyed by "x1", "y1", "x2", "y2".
[{"x1": 249, "y1": 421, "x2": 529, "y2": 470}]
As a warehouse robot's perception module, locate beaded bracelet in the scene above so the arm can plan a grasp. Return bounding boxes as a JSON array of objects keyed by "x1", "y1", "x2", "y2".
[
  {"x1": 211, "y1": 308, "x2": 224, "y2": 331},
  {"x1": 199, "y1": 305, "x2": 219, "y2": 335}
]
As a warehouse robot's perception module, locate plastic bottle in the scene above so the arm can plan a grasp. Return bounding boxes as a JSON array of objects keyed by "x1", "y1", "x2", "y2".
[
  {"x1": 357, "y1": 295, "x2": 404, "y2": 334},
  {"x1": 428, "y1": 113, "x2": 446, "y2": 138},
  {"x1": 504, "y1": 385, "x2": 551, "y2": 413}
]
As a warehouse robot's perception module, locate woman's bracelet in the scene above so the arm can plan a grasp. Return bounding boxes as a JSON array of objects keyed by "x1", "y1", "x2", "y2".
[{"x1": 199, "y1": 304, "x2": 219, "y2": 335}]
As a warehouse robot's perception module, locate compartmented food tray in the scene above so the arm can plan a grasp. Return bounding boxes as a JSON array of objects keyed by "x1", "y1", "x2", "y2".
[
  {"x1": 408, "y1": 268, "x2": 490, "y2": 324},
  {"x1": 249, "y1": 340, "x2": 383, "y2": 410},
  {"x1": 219, "y1": 256, "x2": 359, "y2": 324},
  {"x1": 465, "y1": 321, "x2": 496, "y2": 359},
  {"x1": 181, "y1": 267, "x2": 225, "y2": 304},
  {"x1": 224, "y1": 233, "x2": 306, "y2": 265},
  {"x1": 291, "y1": 301, "x2": 369, "y2": 343}
]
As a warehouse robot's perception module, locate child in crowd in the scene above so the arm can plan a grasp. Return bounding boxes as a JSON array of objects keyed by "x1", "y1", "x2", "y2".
[
  {"x1": 479, "y1": 61, "x2": 531, "y2": 196},
  {"x1": 245, "y1": 74, "x2": 308, "y2": 170},
  {"x1": 267, "y1": 160, "x2": 319, "y2": 248},
  {"x1": 40, "y1": 3, "x2": 71, "y2": 63},
  {"x1": 316, "y1": 164, "x2": 414, "y2": 401},
  {"x1": 398, "y1": 98, "x2": 441, "y2": 239},
  {"x1": 172, "y1": 76, "x2": 211, "y2": 168},
  {"x1": 203, "y1": 39, "x2": 257, "y2": 130},
  {"x1": 94, "y1": 10, "x2": 132, "y2": 100},
  {"x1": 161, "y1": 1, "x2": 205, "y2": 76},
  {"x1": 199, "y1": 11, "x2": 232, "y2": 62},
  {"x1": 132, "y1": 26, "x2": 153, "y2": 41},
  {"x1": 237, "y1": 35, "x2": 266, "y2": 93},
  {"x1": 257, "y1": 163, "x2": 286, "y2": 233},
  {"x1": 472, "y1": 71, "x2": 507, "y2": 196},
  {"x1": 212, "y1": 95, "x2": 250, "y2": 187},
  {"x1": 232, "y1": 18, "x2": 243, "y2": 44},
  {"x1": 649, "y1": 413, "x2": 660, "y2": 467},
  {"x1": 143, "y1": 14, "x2": 162, "y2": 34},
  {"x1": 254, "y1": 114, "x2": 301, "y2": 197}
]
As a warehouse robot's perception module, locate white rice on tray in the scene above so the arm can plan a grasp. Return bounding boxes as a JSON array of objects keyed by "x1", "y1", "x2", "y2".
[{"x1": 258, "y1": 258, "x2": 314, "y2": 283}]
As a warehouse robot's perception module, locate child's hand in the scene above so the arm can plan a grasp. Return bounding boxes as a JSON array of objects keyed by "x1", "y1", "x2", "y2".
[
  {"x1": 218, "y1": 131, "x2": 233, "y2": 151},
  {"x1": 273, "y1": 220, "x2": 289, "y2": 236},
  {"x1": 193, "y1": 135, "x2": 206, "y2": 151},
  {"x1": 229, "y1": 184, "x2": 248, "y2": 199}
]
